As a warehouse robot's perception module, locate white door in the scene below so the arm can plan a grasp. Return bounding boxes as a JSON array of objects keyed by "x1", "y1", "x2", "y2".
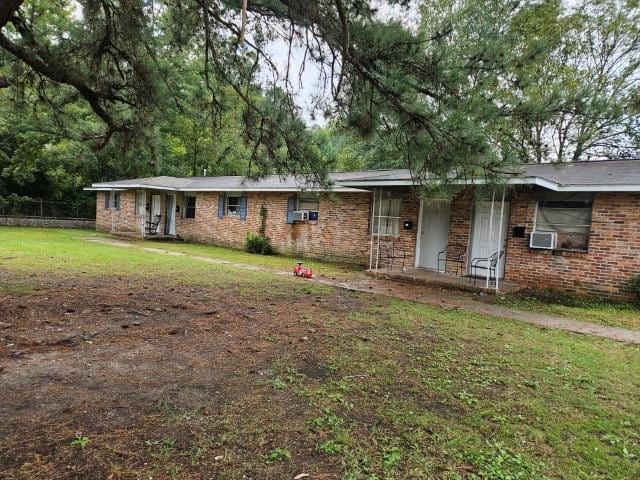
[
  {"x1": 136, "y1": 189, "x2": 146, "y2": 234},
  {"x1": 470, "y1": 201, "x2": 510, "y2": 278},
  {"x1": 166, "y1": 194, "x2": 176, "y2": 235},
  {"x1": 151, "y1": 194, "x2": 161, "y2": 221},
  {"x1": 418, "y1": 200, "x2": 451, "y2": 271}
]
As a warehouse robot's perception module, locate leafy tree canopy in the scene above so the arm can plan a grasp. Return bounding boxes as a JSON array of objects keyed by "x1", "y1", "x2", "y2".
[{"x1": 0, "y1": 0, "x2": 639, "y2": 203}]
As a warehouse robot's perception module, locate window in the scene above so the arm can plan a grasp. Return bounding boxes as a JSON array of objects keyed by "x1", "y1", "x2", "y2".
[
  {"x1": 371, "y1": 197, "x2": 402, "y2": 237},
  {"x1": 227, "y1": 195, "x2": 241, "y2": 217},
  {"x1": 185, "y1": 195, "x2": 196, "y2": 219},
  {"x1": 535, "y1": 193, "x2": 593, "y2": 251},
  {"x1": 104, "y1": 191, "x2": 111, "y2": 210},
  {"x1": 297, "y1": 196, "x2": 319, "y2": 221},
  {"x1": 219, "y1": 194, "x2": 247, "y2": 220},
  {"x1": 114, "y1": 193, "x2": 121, "y2": 211},
  {"x1": 135, "y1": 190, "x2": 145, "y2": 215},
  {"x1": 298, "y1": 197, "x2": 319, "y2": 211}
]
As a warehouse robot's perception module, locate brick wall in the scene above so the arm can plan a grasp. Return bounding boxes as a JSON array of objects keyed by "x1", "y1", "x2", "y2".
[
  {"x1": 372, "y1": 192, "x2": 420, "y2": 270},
  {"x1": 174, "y1": 191, "x2": 375, "y2": 264},
  {"x1": 505, "y1": 189, "x2": 640, "y2": 300},
  {"x1": 94, "y1": 186, "x2": 640, "y2": 300},
  {"x1": 95, "y1": 191, "x2": 138, "y2": 233}
]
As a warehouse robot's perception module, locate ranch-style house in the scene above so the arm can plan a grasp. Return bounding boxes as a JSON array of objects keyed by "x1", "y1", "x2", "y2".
[{"x1": 86, "y1": 160, "x2": 640, "y2": 300}]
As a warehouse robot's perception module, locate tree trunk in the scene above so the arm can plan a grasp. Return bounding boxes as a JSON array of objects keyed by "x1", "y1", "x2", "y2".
[{"x1": 0, "y1": 0, "x2": 24, "y2": 30}]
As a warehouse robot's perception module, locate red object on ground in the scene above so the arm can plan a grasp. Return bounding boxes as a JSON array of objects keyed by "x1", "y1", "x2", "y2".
[{"x1": 293, "y1": 262, "x2": 313, "y2": 278}]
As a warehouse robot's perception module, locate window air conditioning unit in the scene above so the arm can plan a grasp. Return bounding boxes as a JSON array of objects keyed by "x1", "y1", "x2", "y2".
[
  {"x1": 293, "y1": 210, "x2": 309, "y2": 222},
  {"x1": 530, "y1": 231, "x2": 556, "y2": 249}
]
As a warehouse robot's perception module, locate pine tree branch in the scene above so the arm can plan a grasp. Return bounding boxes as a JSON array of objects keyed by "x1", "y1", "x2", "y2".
[{"x1": 0, "y1": 31, "x2": 130, "y2": 148}]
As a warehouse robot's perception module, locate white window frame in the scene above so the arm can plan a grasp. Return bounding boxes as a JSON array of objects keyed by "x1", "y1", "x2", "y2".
[
  {"x1": 226, "y1": 194, "x2": 242, "y2": 217},
  {"x1": 371, "y1": 196, "x2": 402, "y2": 237},
  {"x1": 533, "y1": 195, "x2": 593, "y2": 252}
]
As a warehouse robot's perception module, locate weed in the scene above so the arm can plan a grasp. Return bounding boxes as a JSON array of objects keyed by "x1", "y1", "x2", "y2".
[
  {"x1": 145, "y1": 438, "x2": 175, "y2": 459},
  {"x1": 311, "y1": 410, "x2": 344, "y2": 430},
  {"x1": 266, "y1": 447, "x2": 292, "y2": 461},
  {"x1": 271, "y1": 377, "x2": 287, "y2": 390},
  {"x1": 70, "y1": 432, "x2": 89, "y2": 449},
  {"x1": 317, "y1": 439, "x2": 345, "y2": 455},
  {"x1": 454, "y1": 390, "x2": 478, "y2": 406},
  {"x1": 382, "y1": 446, "x2": 402, "y2": 469},
  {"x1": 465, "y1": 442, "x2": 548, "y2": 480},
  {"x1": 629, "y1": 275, "x2": 640, "y2": 305}
]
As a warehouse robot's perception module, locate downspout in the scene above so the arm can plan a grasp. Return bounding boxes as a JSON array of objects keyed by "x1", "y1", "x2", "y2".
[
  {"x1": 111, "y1": 188, "x2": 115, "y2": 233},
  {"x1": 141, "y1": 189, "x2": 146, "y2": 239},
  {"x1": 495, "y1": 188, "x2": 506, "y2": 292},
  {"x1": 375, "y1": 189, "x2": 383, "y2": 271},
  {"x1": 486, "y1": 188, "x2": 495, "y2": 290},
  {"x1": 369, "y1": 189, "x2": 375, "y2": 271}
]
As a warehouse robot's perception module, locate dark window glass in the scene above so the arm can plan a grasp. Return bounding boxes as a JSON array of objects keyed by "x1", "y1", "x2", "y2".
[
  {"x1": 227, "y1": 196, "x2": 240, "y2": 216},
  {"x1": 185, "y1": 196, "x2": 196, "y2": 219}
]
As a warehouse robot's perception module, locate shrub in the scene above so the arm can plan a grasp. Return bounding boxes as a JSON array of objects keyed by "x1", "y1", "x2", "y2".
[
  {"x1": 629, "y1": 275, "x2": 640, "y2": 305},
  {"x1": 245, "y1": 233, "x2": 274, "y2": 255}
]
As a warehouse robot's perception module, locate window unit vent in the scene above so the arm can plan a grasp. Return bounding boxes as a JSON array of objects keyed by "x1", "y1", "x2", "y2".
[
  {"x1": 530, "y1": 231, "x2": 557, "y2": 249},
  {"x1": 293, "y1": 210, "x2": 309, "y2": 222}
]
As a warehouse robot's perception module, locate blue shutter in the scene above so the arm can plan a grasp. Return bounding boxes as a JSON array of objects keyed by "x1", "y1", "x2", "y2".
[
  {"x1": 286, "y1": 196, "x2": 296, "y2": 224},
  {"x1": 104, "y1": 192, "x2": 111, "y2": 210},
  {"x1": 239, "y1": 196, "x2": 247, "y2": 220},
  {"x1": 218, "y1": 195, "x2": 225, "y2": 219},
  {"x1": 114, "y1": 193, "x2": 121, "y2": 211}
]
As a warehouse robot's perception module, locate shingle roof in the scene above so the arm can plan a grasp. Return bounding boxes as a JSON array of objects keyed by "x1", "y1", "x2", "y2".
[
  {"x1": 86, "y1": 174, "x2": 368, "y2": 192},
  {"x1": 86, "y1": 160, "x2": 640, "y2": 193},
  {"x1": 515, "y1": 160, "x2": 640, "y2": 187}
]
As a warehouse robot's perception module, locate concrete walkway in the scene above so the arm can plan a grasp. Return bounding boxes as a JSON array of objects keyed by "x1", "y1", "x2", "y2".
[{"x1": 85, "y1": 237, "x2": 640, "y2": 345}]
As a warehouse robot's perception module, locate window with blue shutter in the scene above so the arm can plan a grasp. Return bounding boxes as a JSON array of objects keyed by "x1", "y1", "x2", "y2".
[
  {"x1": 239, "y1": 196, "x2": 247, "y2": 220},
  {"x1": 114, "y1": 193, "x2": 121, "y2": 211},
  {"x1": 286, "y1": 196, "x2": 296, "y2": 224},
  {"x1": 104, "y1": 192, "x2": 111, "y2": 210},
  {"x1": 217, "y1": 195, "x2": 225, "y2": 218}
]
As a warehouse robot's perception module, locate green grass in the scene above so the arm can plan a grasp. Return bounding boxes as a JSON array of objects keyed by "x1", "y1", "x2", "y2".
[
  {"x1": 132, "y1": 234, "x2": 367, "y2": 281},
  {"x1": 498, "y1": 292, "x2": 640, "y2": 331},
  {"x1": 2, "y1": 227, "x2": 640, "y2": 479},
  {"x1": 294, "y1": 300, "x2": 640, "y2": 479},
  {"x1": 0, "y1": 227, "x2": 362, "y2": 283},
  {"x1": 0, "y1": 227, "x2": 339, "y2": 294}
]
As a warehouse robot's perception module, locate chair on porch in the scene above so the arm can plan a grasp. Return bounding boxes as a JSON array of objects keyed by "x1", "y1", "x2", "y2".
[
  {"x1": 437, "y1": 243, "x2": 467, "y2": 275},
  {"x1": 470, "y1": 250, "x2": 505, "y2": 287},
  {"x1": 145, "y1": 214, "x2": 162, "y2": 235},
  {"x1": 378, "y1": 241, "x2": 406, "y2": 272}
]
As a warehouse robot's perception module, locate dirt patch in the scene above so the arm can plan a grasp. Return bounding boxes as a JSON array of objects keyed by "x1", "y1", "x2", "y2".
[{"x1": 0, "y1": 272, "x2": 359, "y2": 479}]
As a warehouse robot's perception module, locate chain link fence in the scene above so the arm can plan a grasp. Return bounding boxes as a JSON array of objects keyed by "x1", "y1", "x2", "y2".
[{"x1": 0, "y1": 197, "x2": 95, "y2": 220}]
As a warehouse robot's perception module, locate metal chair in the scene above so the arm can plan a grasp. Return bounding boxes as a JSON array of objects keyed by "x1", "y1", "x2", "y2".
[
  {"x1": 145, "y1": 214, "x2": 162, "y2": 235},
  {"x1": 437, "y1": 243, "x2": 467, "y2": 275},
  {"x1": 470, "y1": 250, "x2": 505, "y2": 286},
  {"x1": 378, "y1": 241, "x2": 406, "y2": 272}
]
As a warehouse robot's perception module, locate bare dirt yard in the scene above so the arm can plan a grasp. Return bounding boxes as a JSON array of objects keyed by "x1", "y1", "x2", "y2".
[
  {"x1": 1, "y1": 272, "x2": 353, "y2": 479},
  {"x1": 1, "y1": 228, "x2": 639, "y2": 479}
]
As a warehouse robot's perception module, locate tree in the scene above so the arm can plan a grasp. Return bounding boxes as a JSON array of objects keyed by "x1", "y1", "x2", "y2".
[
  {"x1": 0, "y1": 0, "x2": 566, "y2": 183},
  {"x1": 507, "y1": 0, "x2": 640, "y2": 162}
]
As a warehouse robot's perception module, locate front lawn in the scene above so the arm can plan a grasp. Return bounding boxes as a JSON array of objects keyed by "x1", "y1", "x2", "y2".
[
  {"x1": 498, "y1": 291, "x2": 640, "y2": 331},
  {"x1": 1, "y1": 227, "x2": 639, "y2": 479}
]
